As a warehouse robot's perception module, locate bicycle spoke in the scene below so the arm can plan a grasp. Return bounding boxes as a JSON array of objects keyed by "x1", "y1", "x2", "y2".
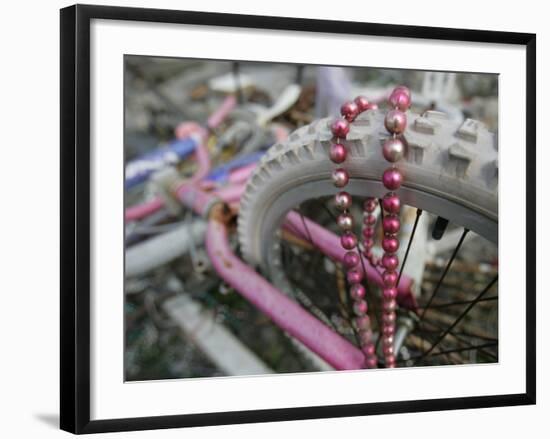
[
  {"x1": 419, "y1": 317, "x2": 498, "y2": 361},
  {"x1": 451, "y1": 331, "x2": 498, "y2": 343},
  {"x1": 402, "y1": 332, "x2": 458, "y2": 365},
  {"x1": 419, "y1": 228, "x2": 470, "y2": 321},
  {"x1": 402, "y1": 342, "x2": 498, "y2": 363},
  {"x1": 424, "y1": 310, "x2": 498, "y2": 348},
  {"x1": 421, "y1": 316, "x2": 498, "y2": 343},
  {"x1": 417, "y1": 295, "x2": 498, "y2": 310},
  {"x1": 397, "y1": 208, "x2": 423, "y2": 285},
  {"x1": 413, "y1": 275, "x2": 498, "y2": 364}
]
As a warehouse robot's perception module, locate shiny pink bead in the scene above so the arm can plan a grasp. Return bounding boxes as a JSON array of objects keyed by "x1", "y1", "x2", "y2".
[
  {"x1": 382, "y1": 254, "x2": 399, "y2": 271},
  {"x1": 340, "y1": 231, "x2": 357, "y2": 250},
  {"x1": 384, "y1": 109, "x2": 407, "y2": 134},
  {"x1": 364, "y1": 197, "x2": 377, "y2": 212},
  {"x1": 382, "y1": 137, "x2": 405, "y2": 163},
  {"x1": 383, "y1": 287, "x2": 398, "y2": 300},
  {"x1": 383, "y1": 335, "x2": 394, "y2": 346},
  {"x1": 329, "y1": 143, "x2": 347, "y2": 164},
  {"x1": 388, "y1": 89, "x2": 411, "y2": 111},
  {"x1": 363, "y1": 343, "x2": 375, "y2": 356},
  {"x1": 366, "y1": 356, "x2": 378, "y2": 368},
  {"x1": 334, "y1": 191, "x2": 352, "y2": 211},
  {"x1": 367, "y1": 103, "x2": 379, "y2": 110},
  {"x1": 382, "y1": 168, "x2": 403, "y2": 191},
  {"x1": 383, "y1": 325, "x2": 395, "y2": 336},
  {"x1": 354, "y1": 95, "x2": 370, "y2": 112},
  {"x1": 382, "y1": 193, "x2": 401, "y2": 214},
  {"x1": 382, "y1": 236, "x2": 400, "y2": 254},
  {"x1": 340, "y1": 101, "x2": 360, "y2": 122},
  {"x1": 382, "y1": 299, "x2": 397, "y2": 313},
  {"x1": 382, "y1": 215, "x2": 401, "y2": 234},
  {"x1": 383, "y1": 344, "x2": 394, "y2": 356},
  {"x1": 363, "y1": 248, "x2": 373, "y2": 259},
  {"x1": 382, "y1": 270, "x2": 398, "y2": 287},
  {"x1": 332, "y1": 168, "x2": 349, "y2": 188},
  {"x1": 347, "y1": 267, "x2": 363, "y2": 284},
  {"x1": 350, "y1": 283, "x2": 366, "y2": 300},
  {"x1": 343, "y1": 251, "x2": 360, "y2": 268},
  {"x1": 337, "y1": 212, "x2": 354, "y2": 231},
  {"x1": 362, "y1": 227, "x2": 375, "y2": 239},
  {"x1": 331, "y1": 118, "x2": 350, "y2": 138},
  {"x1": 364, "y1": 214, "x2": 377, "y2": 226},
  {"x1": 355, "y1": 315, "x2": 370, "y2": 330},
  {"x1": 383, "y1": 312, "x2": 396, "y2": 325},
  {"x1": 394, "y1": 85, "x2": 411, "y2": 98},
  {"x1": 385, "y1": 353, "x2": 396, "y2": 367},
  {"x1": 353, "y1": 300, "x2": 368, "y2": 316}
]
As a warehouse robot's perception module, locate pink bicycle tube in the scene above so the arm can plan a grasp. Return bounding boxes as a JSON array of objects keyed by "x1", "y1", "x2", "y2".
[
  {"x1": 125, "y1": 197, "x2": 165, "y2": 222},
  {"x1": 213, "y1": 183, "x2": 247, "y2": 205},
  {"x1": 227, "y1": 162, "x2": 257, "y2": 185},
  {"x1": 125, "y1": 135, "x2": 211, "y2": 223},
  {"x1": 207, "y1": 95, "x2": 237, "y2": 130},
  {"x1": 205, "y1": 216, "x2": 366, "y2": 370}
]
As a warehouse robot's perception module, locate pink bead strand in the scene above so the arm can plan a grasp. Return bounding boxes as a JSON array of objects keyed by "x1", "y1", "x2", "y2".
[
  {"x1": 380, "y1": 85, "x2": 411, "y2": 368},
  {"x1": 328, "y1": 100, "x2": 378, "y2": 369}
]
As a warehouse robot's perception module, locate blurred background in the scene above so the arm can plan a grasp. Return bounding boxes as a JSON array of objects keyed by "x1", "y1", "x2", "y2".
[{"x1": 124, "y1": 56, "x2": 498, "y2": 381}]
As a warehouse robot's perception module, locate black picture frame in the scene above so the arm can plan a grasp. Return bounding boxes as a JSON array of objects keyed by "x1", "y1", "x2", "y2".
[{"x1": 60, "y1": 4, "x2": 536, "y2": 434}]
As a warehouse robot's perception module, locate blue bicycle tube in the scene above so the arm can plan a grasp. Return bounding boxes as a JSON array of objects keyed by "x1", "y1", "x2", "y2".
[{"x1": 125, "y1": 137, "x2": 198, "y2": 189}]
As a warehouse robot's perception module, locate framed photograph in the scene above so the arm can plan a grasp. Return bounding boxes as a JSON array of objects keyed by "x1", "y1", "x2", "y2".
[{"x1": 60, "y1": 4, "x2": 536, "y2": 434}]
